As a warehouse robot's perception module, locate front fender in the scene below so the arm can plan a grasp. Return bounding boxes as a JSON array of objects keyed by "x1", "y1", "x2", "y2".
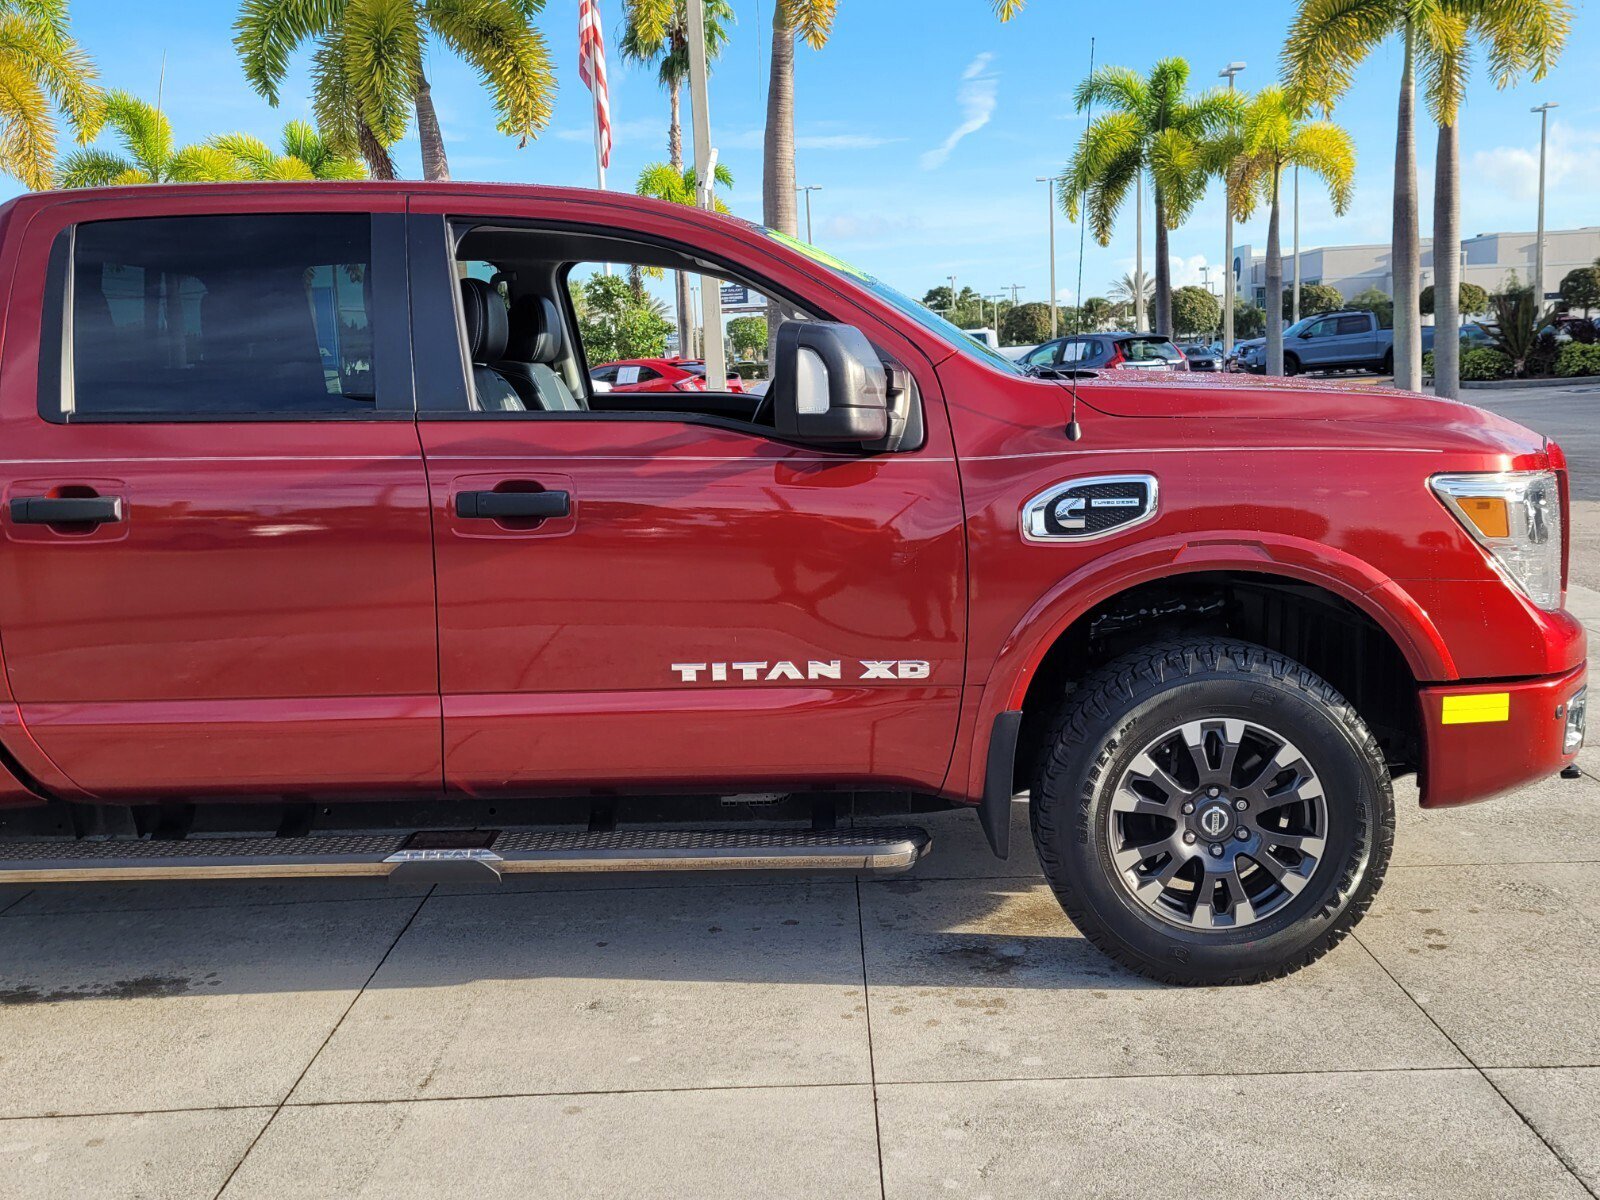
[{"x1": 955, "y1": 530, "x2": 1455, "y2": 803}]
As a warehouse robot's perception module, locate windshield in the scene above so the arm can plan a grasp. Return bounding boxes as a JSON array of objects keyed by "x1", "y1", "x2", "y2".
[{"x1": 764, "y1": 229, "x2": 1026, "y2": 376}]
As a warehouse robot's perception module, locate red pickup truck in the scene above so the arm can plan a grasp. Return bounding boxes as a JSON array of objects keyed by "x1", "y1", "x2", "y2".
[{"x1": 0, "y1": 183, "x2": 1583, "y2": 985}]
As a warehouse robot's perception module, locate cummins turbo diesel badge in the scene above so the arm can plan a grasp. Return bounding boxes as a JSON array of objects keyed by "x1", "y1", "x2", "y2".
[
  {"x1": 672, "y1": 660, "x2": 930, "y2": 682},
  {"x1": 1022, "y1": 474, "x2": 1159, "y2": 542}
]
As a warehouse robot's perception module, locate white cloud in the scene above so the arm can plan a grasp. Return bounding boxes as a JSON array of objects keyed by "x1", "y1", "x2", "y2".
[
  {"x1": 1469, "y1": 122, "x2": 1600, "y2": 210},
  {"x1": 920, "y1": 53, "x2": 998, "y2": 171},
  {"x1": 555, "y1": 117, "x2": 663, "y2": 144}
]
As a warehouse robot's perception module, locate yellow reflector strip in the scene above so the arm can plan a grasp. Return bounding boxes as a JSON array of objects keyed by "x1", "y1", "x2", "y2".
[
  {"x1": 1458, "y1": 496, "x2": 1510, "y2": 539},
  {"x1": 1441, "y1": 693, "x2": 1511, "y2": 724}
]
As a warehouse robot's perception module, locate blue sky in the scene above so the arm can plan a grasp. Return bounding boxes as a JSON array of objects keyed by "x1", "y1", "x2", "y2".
[{"x1": 20, "y1": 0, "x2": 1599, "y2": 308}]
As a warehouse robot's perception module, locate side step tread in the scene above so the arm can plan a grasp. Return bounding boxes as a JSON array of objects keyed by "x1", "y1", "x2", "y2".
[{"x1": 0, "y1": 825, "x2": 932, "y2": 884}]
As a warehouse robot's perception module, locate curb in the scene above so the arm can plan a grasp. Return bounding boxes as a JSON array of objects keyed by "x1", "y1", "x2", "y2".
[{"x1": 1457, "y1": 375, "x2": 1600, "y2": 390}]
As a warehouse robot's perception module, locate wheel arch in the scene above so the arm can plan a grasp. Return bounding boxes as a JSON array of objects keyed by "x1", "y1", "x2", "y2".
[{"x1": 965, "y1": 536, "x2": 1451, "y2": 803}]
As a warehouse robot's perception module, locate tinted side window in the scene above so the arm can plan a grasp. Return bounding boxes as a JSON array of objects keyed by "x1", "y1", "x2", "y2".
[
  {"x1": 1022, "y1": 341, "x2": 1059, "y2": 366},
  {"x1": 60, "y1": 214, "x2": 375, "y2": 419},
  {"x1": 1335, "y1": 315, "x2": 1368, "y2": 335}
]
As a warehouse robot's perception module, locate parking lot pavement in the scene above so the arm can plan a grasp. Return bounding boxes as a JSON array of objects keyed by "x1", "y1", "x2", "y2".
[{"x1": 2, "y1": 778, "x2": 1596, "y2": 1200}]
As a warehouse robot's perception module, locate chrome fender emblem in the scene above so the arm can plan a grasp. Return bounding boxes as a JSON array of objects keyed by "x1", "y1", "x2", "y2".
[{"x1": 1021, "y1": 474, "x2": 1159, "y2": 542}]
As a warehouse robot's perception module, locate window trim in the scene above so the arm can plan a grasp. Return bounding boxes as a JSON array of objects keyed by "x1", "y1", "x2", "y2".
[{"x1": 37, "y1": 211, "x2": 414, "y2": 425}]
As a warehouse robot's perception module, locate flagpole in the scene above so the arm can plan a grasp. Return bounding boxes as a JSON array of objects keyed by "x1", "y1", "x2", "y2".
[{"x1": 591, "y1": 88, "x2": 607, "y2": 191}]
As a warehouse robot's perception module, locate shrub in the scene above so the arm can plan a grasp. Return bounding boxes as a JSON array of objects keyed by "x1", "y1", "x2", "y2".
[
  {"x1": 1557, "y1": 342, "x2": 1600, "y2": 378},
  {"x1": 1527, "y1": 331, "x2": 1561, "y2": 378},
  {"x1": 1422, "y1": 350, "x2": 1434, "y2": 377},
  {"x1": 1459, "y1": 348, "x2": 1513, "y2": 381}
]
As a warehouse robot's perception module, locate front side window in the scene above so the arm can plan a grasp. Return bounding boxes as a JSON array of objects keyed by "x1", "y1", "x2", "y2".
[
  {"x1": 57, "y1": 214, "x2": 375, "y2": 419},
  {"x1": 1021, "y1": 341, "x2": 1059, "y2": 367}
]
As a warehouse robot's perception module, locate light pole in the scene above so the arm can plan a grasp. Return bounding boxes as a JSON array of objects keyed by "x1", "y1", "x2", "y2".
[
  {"x1": 1036, "y1": 176, "x2": 1059, "y2": 337},
  {"x1": 1292, "y1": 165, "x2": 1301, "y2": 325},
  {"x1": 1532, "y1": 102, "x2": 1558, "y2": 303},
  {"x1": 1219, "y1": 61, "x2": 1246, "y2": 360},
  {"x1": 795, "y1": 184, "x2": 822, "y2": 243},
  {"x1": 686, "y1": 0, "x2": 723, "y2": 379}
]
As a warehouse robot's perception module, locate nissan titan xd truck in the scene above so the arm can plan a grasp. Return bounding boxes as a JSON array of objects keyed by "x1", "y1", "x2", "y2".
[{"x1": 0, "y1": 184, "x2": 1583, "y2": 984}]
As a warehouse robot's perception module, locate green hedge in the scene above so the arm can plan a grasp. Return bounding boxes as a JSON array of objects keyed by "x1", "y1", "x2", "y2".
[
  {"x1": 1556, "y1": 342, "x2": 1600, "y2": 378},
  {"x1": 1461, "y1": 348, "x2": 1513, "y2": 381}
]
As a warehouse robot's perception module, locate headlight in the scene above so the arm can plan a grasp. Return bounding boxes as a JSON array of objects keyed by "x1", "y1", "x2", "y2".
[{"x1": 1431, "y1": 470, "x2": 1564, "y2": 611}]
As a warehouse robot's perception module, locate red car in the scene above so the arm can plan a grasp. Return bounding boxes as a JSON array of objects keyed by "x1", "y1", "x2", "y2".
[
  {"x1": 0, "y1": 181, "x2": 1582, "y2": 986},
  {"x1": 591, "y1": 357, "x2": 744, "y2": 393}
]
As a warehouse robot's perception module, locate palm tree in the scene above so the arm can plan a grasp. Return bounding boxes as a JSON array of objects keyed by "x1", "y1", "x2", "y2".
[
  {"x1": 1079, "y1": 296, "x2": 1113, "y2": 331},
  {"x1": 762, "y1": 1, "x2": 1026, "y2": 238},
  {"x1": 1285, "y1": 0, "x2": 1448, "y2": 391},
  {"x1": 209, "y1": 121, "x2": 367, "y2": 180},
  {"x1": 1060, "y1": 59, "x2": 1241, "y2": 337},
  {"x1": 1220, "y1": 87, "x2": 1355, "y2": 376},
  {"x1": 1422, "y1": 0, "x2": 1569, "y2": 399},
  {"x1": 621, "y1": 0, "x2": 732, "y2": 358},
  {"x1": 234, "y1": 0, "x2": 555, "y2": 183},
  {"x1": 57, "y1": 92, "x2": 249, "y2": 186},
  {"x1": 0, "y1": 0, "x2": 102, "y2": 190},
  {"x1": 1108, "y1": 270, "x2": 1154, "y2": 317},
  {"x1": 636, "y1": 161, "x2": 733, "y2": 321}
]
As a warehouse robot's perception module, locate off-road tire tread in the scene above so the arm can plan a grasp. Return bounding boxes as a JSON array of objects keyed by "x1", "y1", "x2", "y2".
[{"x1": 1030, "y1": 638, "x2": 1395, "y2": 986}]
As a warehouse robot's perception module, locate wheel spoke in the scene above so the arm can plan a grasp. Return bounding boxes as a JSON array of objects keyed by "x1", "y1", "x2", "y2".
[
  {"x1": 1111, "y1": 834, "x2": 1180, "y2": 873},
  {"x1": 1131, "y1": 851, "x2": 1189, "y2": 899},
  {"x1": 1258, "y1": 831, "x2": 1326, "y2": 867},
  {"x1": 1120, "y1": 752, "x2": 1186, "y2": 807}
]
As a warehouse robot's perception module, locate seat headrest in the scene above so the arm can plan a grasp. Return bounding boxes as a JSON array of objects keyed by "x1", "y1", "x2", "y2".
[
  {"x1": 504, "y1": 295, "x2": 565, "y2": 365},
  {"x1": 460, "y1": 278, "x2": 509, "y2": 366}
]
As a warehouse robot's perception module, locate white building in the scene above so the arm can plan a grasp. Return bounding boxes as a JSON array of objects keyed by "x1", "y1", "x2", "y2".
[{"x1": 1232, "y1": 226, "x2": 1600, "y2": 313}]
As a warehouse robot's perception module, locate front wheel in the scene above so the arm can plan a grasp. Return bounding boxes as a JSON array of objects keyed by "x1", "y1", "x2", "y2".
[
  {"x1": 1031, "y1": 640, "x2": 1394, "y2": 985},
  {"x1": 1283, "y1": 353, "x2": 1301, "y2": 376}
]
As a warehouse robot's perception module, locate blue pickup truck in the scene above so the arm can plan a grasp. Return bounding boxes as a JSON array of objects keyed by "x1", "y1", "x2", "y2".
[{"x1": 1236, "y1": 309, "x2": 1435, "y2": 375}]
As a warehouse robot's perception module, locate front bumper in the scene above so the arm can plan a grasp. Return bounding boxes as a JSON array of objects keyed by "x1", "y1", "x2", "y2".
[{"x1": 1418, "y1": 662, "x2": 1587, "y2": 807}]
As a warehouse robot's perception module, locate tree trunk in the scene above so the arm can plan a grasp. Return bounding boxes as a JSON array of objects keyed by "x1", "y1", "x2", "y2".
[
  {"x1": 1433, "y1": 122, "x2": 1461, "y2": 398},
  {"x1": 1152, "y1": 189, "x2": 1172, "y2": 336},
  {"x1": 1266, "y1": 166, "x2": 1285, "y2": 376},
  {"x1": 415, "y1": 71, "x2": 450, "y2": 182},
  {"x1": 669, "y1": 84, "x2": 692, "y2": 358},
  {"x1": 1391, "y1": 25, "x2": 1421, "y2": 390},
  {"x1": 763, "y1": 7, "x2": 797, "y2": 367},
  {"x1": 358, "y1": 122, "x2": 399, "y2": 181}
]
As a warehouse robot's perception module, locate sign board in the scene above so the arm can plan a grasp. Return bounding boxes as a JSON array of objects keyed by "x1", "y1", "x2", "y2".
[{"x1": 720, "y1": 283, "x2": 766, "y2": 312}]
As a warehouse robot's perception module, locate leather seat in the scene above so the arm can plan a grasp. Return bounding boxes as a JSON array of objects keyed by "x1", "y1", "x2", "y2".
[
  {"x1": 495, "y1": 295, "x2": 584, "y2": 412},
  {"x1": 459, "y1": 279, "x2": 525, "y2": 412}
]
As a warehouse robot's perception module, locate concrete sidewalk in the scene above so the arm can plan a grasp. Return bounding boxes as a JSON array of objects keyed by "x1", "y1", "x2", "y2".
[{"x1": 2, "y1": 750, "x2": 1597, "y2": 1198}]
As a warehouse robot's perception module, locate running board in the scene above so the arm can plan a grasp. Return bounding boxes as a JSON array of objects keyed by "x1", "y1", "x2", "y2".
[{"x1": 0, "y1": 825, "x2": 932, "y2": 885}]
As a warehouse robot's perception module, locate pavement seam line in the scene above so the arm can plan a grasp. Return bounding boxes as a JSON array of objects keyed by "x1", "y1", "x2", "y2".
[
  {"x1": 0, "y1": 891, "x2": 428, "y2": 919},
  {"x1": 1351, "y1": 930, "x2": 1599, "y2": 1199},
  {"x1": 854, "y1": 878, "x2": 888, "y2": 1200},
  {"x1": 0, "y1": 888, "x2": 32, "y2": 916},
  {"x1": 208, "y1": 884, "x2": 435, "y2": 1200}
]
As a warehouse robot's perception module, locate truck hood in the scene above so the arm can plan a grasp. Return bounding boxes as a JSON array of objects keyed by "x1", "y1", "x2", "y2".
[{"x1": 1073, "y1": 372, "x2": 1546, "y2": 456}]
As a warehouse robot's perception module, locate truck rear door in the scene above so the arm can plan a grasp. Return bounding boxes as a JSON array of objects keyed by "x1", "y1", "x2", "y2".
[
  {"x1": 405, "y1": 198, "x2": 966, "y2": 798},
  {"x1": 0, "y1": 192, "x2": 442, "y2": 800}
]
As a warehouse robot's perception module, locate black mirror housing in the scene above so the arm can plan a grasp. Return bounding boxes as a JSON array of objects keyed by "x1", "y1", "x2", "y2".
[{"x1": 771, "y1": 321, "x2": 890, "y2": 446}]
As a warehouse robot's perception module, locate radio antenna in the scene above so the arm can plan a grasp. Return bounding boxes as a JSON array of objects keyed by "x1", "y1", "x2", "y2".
[{"x1": 1064, "y1": 36, "x2": 1096, "y2": 442}]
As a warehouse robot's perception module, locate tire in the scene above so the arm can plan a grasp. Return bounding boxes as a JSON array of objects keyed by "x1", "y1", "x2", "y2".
[
  {"x1": 1030, "y1": 639, "x2": 1394, "y2": 985},
  {"x1": 1381, "y1": 349, "x2": 1394, "y2": 375},
  {"x1": 1283, "y1": 353, "x2": 1301, "y2": 376}
]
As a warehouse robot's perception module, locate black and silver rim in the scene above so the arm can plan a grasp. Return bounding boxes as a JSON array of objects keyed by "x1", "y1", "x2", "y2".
[{"x1": 1107, "y1": 718, "x2": 1328, "y2": 930}]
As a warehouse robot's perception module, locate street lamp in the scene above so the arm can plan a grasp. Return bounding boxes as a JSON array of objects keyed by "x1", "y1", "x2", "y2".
[
  {"x1": 795, "y1": 184, "x2": 823, "y2": 243},
  {"x1": 1219, "y1": 61, "x2": 1246, "y2": 358},
  {"x1": 1036, "y1": 176, "x2": 1059, "y2": 337},
  {"x1": 1532, "y1": 102, "x2": 1558, "y2": 303}
]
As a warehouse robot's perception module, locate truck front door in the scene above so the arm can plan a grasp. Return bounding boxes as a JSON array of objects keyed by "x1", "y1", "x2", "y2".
[
  {"x1": 0, "y1": 195, "x2": 441, "y2": 800},
  {"x1": 407, "y1": 201, "x2": 967, "y2": 797}
]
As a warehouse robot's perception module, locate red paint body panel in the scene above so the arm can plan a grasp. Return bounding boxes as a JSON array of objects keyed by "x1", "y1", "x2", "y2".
[
  {"x1": 1418, "y1": 665, "x2": 1586, "y2": 807},
  {"x1": 0, "y1": 182, "x2": 1581, "y2": 816}
]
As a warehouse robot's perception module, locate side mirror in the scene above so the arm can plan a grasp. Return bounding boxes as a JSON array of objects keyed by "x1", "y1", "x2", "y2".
[{"x1": 771, "y1": 321, "x2": 889, "y2": 446}]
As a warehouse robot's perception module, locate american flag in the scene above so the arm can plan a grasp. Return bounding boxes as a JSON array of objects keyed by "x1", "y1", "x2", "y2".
[{"x1": 578, "y1": 0, "x2": 612, "y2": 172}]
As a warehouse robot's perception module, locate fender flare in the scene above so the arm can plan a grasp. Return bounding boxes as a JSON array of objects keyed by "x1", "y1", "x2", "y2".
[{"x1": 960, "y1": 531, "x2": 1456, "y2": 802}]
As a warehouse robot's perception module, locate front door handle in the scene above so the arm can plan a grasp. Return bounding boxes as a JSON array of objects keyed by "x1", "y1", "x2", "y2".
[
  {"x1": 10, "y1": 496, "x2": 124, "y2": 525},
  {"x1": 455, "y1": 490, "x2": 571, "y2": 520}
]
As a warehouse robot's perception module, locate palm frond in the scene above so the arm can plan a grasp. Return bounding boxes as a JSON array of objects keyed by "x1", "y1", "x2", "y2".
[
  {"x1": 1288, "y1": 120, "x2": 1357, "y2": 214},
  {"x1": 234, "y1": 0, "x2": 345, "y2": 102},
  {"x1": 1282, "y1": 0, "x2": 1400, "y2": 112},
  {"x1": 619, "y1": 0, "x2": 675, "y2": 59},
  {"x1": 209, "y1": 131, "x2": 278, "y2": 176},
  {"x1": 780, "y1": 0, "x2": 837, "y2": 49},
  {"x1": 1416, "y1": 4, "x2": 1470, "y2": 124},
  {"x1": 0, "y1": 10, "x2": 100, "y2": 142},
  {"x1": 991, "y1": 0, "x2": 1026, "y2": 17},
  {"x1": 1476, "y1": 0, "x2": 1572, "y2": 87},
  {"x1": 1074, "y1": 64, "x2": 1146, "y2": 117},
  {"x1": 54, "y1": 146, "x2": 132, "y2": 188},
  {"x1": 425, "y1": 0, "x2": 556, "y2": 144},
  {"x1": 166, "y1": 143, "x2": 253, "y2": 183},
  {"x1": 344, "y1": 0, "x2": 422, "y2": 145},
  {"x1": 100, "y1": 90, "x2": 172, "y2": 180},
  {"x1": 0, "y1": 52, "x2": 53, "y2": 188}
]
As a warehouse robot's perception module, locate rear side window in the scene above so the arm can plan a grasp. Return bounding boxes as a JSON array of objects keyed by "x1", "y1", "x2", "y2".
[
  {"x1": 1122, "y1": 337, "x2": 1180, "y2": 362},
  {"x1": 1335, "y1": 315, "x2": 1369, "y2": 335},
  {"x1": 48, "y1": 214, "x2": 376, "y2": 419}
]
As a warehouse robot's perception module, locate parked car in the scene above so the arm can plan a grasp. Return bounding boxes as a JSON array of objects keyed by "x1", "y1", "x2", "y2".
[
  {"x1": 0, "y1": 182, "x2": 1582, "y2": 987},
  {"x1": 1020, "y1": 332, "x2": 1188, "y2": 374},
  {"x1": 591, "y1": 356, "x2": 744, "y2": 393},
  {"x1": 1177, "y1": 341, "x2": 1220, "y2": 371},
  {"x1": 1236, "y1": 310, "x2": 1436, "y2": 375}
]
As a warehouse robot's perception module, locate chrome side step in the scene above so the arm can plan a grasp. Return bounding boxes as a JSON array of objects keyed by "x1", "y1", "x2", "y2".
[{"x1": 0, "y1": 825, "x2": 932, "y2": 884}]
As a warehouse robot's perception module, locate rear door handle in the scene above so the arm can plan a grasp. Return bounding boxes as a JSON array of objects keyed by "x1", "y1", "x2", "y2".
[
  {"x1": 10, "y1": 496, "x2": 124, "y2": 525},
  {"x1": 455, "y1": 490, "x2": 571, "y2": 520}
]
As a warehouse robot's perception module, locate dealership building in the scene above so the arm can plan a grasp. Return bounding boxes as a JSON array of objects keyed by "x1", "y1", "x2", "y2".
[{"x1": 1232, "y1": 225, "x2": 1600, "y2": 312}]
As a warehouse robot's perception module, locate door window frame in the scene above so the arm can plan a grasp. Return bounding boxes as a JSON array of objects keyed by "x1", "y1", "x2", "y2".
[{"x1": 35, "y1": 210, "x2": 414, "y2": 425}]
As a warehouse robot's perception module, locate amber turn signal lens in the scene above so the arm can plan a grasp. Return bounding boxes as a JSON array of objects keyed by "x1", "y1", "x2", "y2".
[{"x1": 1458, "y1": 496, "x2": 1510, "y2": 539}]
